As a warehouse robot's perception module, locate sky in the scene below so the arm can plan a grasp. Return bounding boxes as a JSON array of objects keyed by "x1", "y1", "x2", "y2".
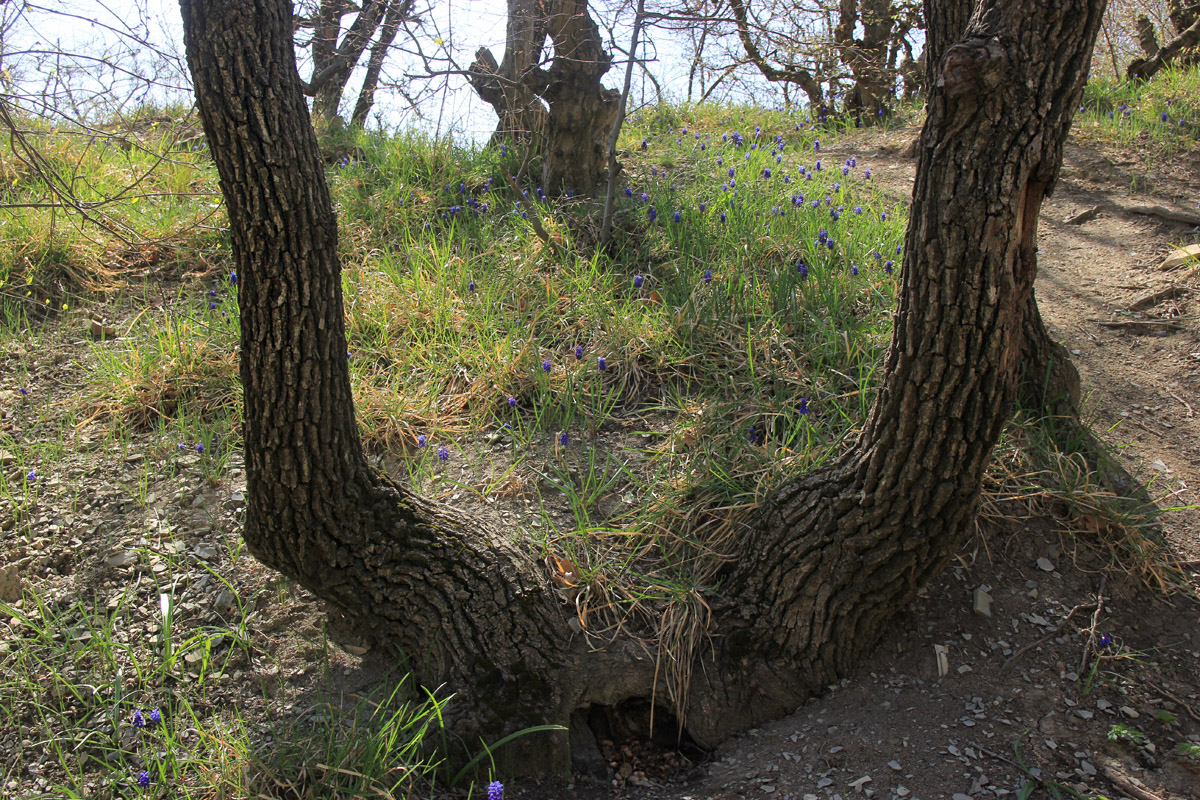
[{"x1": 3, "y1": 0, "x2": 790, "y2": 144}]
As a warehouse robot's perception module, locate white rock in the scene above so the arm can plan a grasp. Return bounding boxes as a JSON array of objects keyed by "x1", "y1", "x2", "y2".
[
  {"x1": 888, "y1": 760, "x2": 901, "y2": 771},
  {"x1": 1036, "y1": 557, "x2": 1054, "y2": 572},
  {"x1": 849, "y1": 776, "x2": 872, "y2": 792}
]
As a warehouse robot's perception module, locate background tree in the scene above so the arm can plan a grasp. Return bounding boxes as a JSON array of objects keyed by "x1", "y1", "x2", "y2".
[
  {"x1": 178, "y1": 0, "x2": 1106, "y2": 775},
  {"x1": 296, "y1": 0, "x2": 418, "y2": 126},
  {"x1": 469, "y1": 0, "x2": 620, "y2": 193}
]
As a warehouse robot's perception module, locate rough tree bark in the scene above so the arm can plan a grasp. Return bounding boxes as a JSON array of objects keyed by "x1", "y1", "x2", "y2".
[{"x1": 178, "y1": 0, "x2": 1106, "y2": 777}]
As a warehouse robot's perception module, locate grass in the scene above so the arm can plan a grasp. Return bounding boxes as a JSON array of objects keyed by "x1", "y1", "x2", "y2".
[
  {"x1": 1075, "y1": 66, "x2": 1200, "y2": 163},
  {"x1": 1, "y1": 70, "x2": 1197, "y2": 794}
]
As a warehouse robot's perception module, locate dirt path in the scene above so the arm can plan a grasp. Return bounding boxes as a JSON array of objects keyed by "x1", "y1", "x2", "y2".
[{"x1": 533, "y1": 130, "x2": 1200, "y2": 800}]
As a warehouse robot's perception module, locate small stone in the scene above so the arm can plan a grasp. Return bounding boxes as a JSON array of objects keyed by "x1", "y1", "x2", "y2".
[
  {"x1": 1120, "y1": 706, "x2": 1139, "y2": 718},
  {"x1": 342, "y1": 643, "x2": 370, "y2": 656},
  {"x1": 1075, "y1": 709, "x2": 1094, "y2": 720},
  {"x1": 193, "y1": 544, "x2": 220, "y2": 560},
  {"x1": 973, "y1": 588, "x2": 992, "y2": 617},
  {"x1": 213, "y1": 589, "x2": 236, "y2": 610},
  {"x1": 761, "y1": 785, "x2": 776, "y2": 794},
  {"x1": 0, "y1": 565, "x2": 22, "y2": 603},
  {"x1": 191, "y1": 494, "x2": 207, "y2": 507},
  {"x1": 105, "y1": 551, "x2": 138, "y2": 568},
  {"x1": 1080, "y1": 761, "x2": 1096, "y2": 776},
  {"x1": 1037, "y1": 557, "x2": 1054, "y2": 572},
  {"x1": 953, "y1": 794, "x2": 974, "y2": 800},
  {"x1": 1158, "y1": 243, "x2": 1200, "y2": 271},
  {"x1": 888, "y1": 761, "x2": 901, "y2": 771},
  {"x1": 849, "y1": 776, "x2": 871, "y2": 792},
  {"x1": 895, "y1": 788, "x2": 910, "y2": 798},
  {"x1": 830, "y1": 746, "x2": 844, "y2": 753},
  {"x1": 818, "y1": 778, "x2": 833, "y2": 788},
  {"x1": 1096, "y1": 699, "x2": 1113, "y2": 710}
]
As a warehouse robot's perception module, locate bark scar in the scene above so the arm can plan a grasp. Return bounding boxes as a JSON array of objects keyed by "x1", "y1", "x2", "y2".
[{"x1": 940, "y1": 39, "x2": 1006, "y2": 97}]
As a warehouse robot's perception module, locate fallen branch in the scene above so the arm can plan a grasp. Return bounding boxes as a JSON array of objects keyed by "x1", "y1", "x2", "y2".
[
  {"x1": 1128, "y1": 286, "x2": 1188, "y2": 311},
  {"x1": 1095, "y1": 319, "x2": 1182, "y2": 334},
  {"x1": 1125, "y1": 204, "x2": 1200, "y2": 226}
]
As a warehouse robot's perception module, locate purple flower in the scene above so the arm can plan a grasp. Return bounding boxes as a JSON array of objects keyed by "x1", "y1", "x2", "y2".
[
  {"x1": 748, "y1": 427, "x2": 760, "y2": 444},
  {"x1": 508, "y1": 397, "x2": 516, "y2": 408},
  {"x1": 437, "y1": 445, "x2": 450, "y2": 462},
  {"x1": 797, "y1": 262, "x2": 808, "y2": 279},
  {"x1": 149, "y1": 708, "x2": 161, "y2": 726},
  {"x1": 880, "y1": 211, "x2": 887, "y2": 221},
  {"x1": 137, "y1": 771, "x2": 151, "y2": 787},
  {"x1": 815, "y1": 160, "x2": 821, "y2": 171},
  {"x1": 762, "y1": 168, "x2": 771, "y2": 178},
  {"x1": 575, "y1": 345, "x2": 584, "y2": 360},
  {"x1": 648, "y1": 207, "x2": 657, "y2": 222},
  {"x1": 625, "y1": 187, "x2": 633, "y2": 197},
  {"x1": 896, "y1": 244, "x2": 903, "y2": 255},
  {"x1": 884, "y1": 260, "x2": 894, "y2": 274},
  {"x1": 542, "y1": 358, "x2": 551, "y2": 373},
  {"x1": 133, "y1": 710, "x2": 145, "y2": 729},
  {"x1": 851, "y1": 265, "x2": 858, "y2": 276},
  {"x1": 559, "y1": 431, "x2": 569, "y2": 446},
  {"x1": 854, "y1": 206, "x2": 862, "y2": 215},
  {"x1": 209, "y1": 301, "x2": 217, "y2": 310},
  {"x1": 196, "y1": 443, "x2": 204, "y2": 455},
  {"x1": 418, "y1": 434, "x2": 427, "y2": 448},
  {"x1": 641, "y1": 139, "x2": 648, "y2": 151},
  {"x1": 468, "y1": 280, "x2": 476, "y2": 293},
  {"x1": 704, "y1": 269, "x2": 713, "y2": 284},
  {"x1": 488, "y1": 781, "x2": 504, "y2": 800},
  {"x1": 699, "y1": 202, "x2": 706, "y2": 213},
  {"x1": 673, "y1": 210, "x2": 681, "y2": 223},
  {"x1": 19, "y1": 387, "x2": 28, "y2": 395},
  {"x1": 720, "y1": 211, "x2": 726, "y2": 223},
  {"x1": 864, "y1": 168, "x2": 871, "y2": 179},
  {"x1": 598, "y1": 357, "x2": 606, "y2": 371},
  {"x1": 1098, "y1": 633, "x2": 1113, "y2": 648},
  {"x1": 1161, "y1": 111, "x2": 1169, "y2": 122},
  {"x1": 814, "y1": 140, "x2": 820, "y2": 152},
  {"x1": 798, "y1": 397, "x2": 810, "y2": 415},
  {"x1": 633, "y1": 275, "x2": 644, "y2": 289}
]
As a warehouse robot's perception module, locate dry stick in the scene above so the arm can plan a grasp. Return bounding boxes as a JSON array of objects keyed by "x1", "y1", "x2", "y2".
[
  {"x1": 1000, "y1": 602, "x2": 1098, "y2": 673},
  {"x1": 1077, "y1": 575, "x2": 1107, "y2": 677},
  {"x1": 498, "y1": 164, "x2": 562, "y2": 259},
  {"x1": 600, "y1": 0, "x2": 647, "y2": 248},
  {"x1": 1101, "y1": 765, "x2": 1170, "y2": 800}
]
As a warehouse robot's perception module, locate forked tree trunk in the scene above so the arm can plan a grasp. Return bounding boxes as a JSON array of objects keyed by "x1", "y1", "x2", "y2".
[
  {"x1": 836, "y1": 0, "x2": 899, "y2": 122},
  {"x1": 178, "y1": 0, "x2": 1105, "y2": 776}
]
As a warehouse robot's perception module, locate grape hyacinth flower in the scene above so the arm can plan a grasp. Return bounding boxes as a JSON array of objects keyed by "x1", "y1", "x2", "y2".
[
  {"x1": 488, "y1": 781, "x2": 504, "y2": 800},
  {"x1": 575, "y1": 345, "x2": 584, "y2": 360},
  {"x1": 720, "y1": 211, "x2": 726, "y2": 223},
  {"x1": 641, "y1": 192, "x2": 649, "y2": 203},
  {"x1": 633, "y1": 275, "x2": 644, "y2": 289},
  {"x1": 1098, "y1": 633, "x2": 1113, "y2": 649},
  {"x1": 468, "y1": 280, "x2": 476, "y2": 293},
  {"x1": 19, "y1": 387, "x2": 28, "y2": 395},
  {"x1": 149, "y1": 708, "x2": 161, "y2": 726},
  {"x1": 798, "y1": 397, "x2": 810, "y2": 415},
  {"x1": 437, "y1": 445, "x2": 450, "y2": 462},
  {"x1": 747, "y1": 427, "x2": 759, "y2": 444},
  {"x1": 704, "y1": 269, "x2": 713, "y2": 284},
  {"x1": 598, "y1": 357, "x2": 606, "y2": 371},
  {"x1": 851, "y1": 265, "x2": 858, "y2": 276},
  {"x1": 196, "y1": 443, "x2": 204, "y2": 455},
  {"x1": 648, "y1": 207, "x2": 657, "y2": 222},
  {"x1": 27, "y1": 469, "x2": 35, "y2": 482},
  {"x1": 542, "y1": 358, "x2": 552, "y2": 373},
  {"x1": 508, "y1": 397, "x2": 517, "y2": 408},
  {"x1": 885, "y1": 260, "x2": 894, "y2": 273},
  {"x1": 133, "y1": 710, "x2": 145, "y2": 729},
  {"x1": 418, "y1": 434, "x2": 427, "y2": 448},
  {"x1": 797, "y1": 263, "x2": 808, "y2": 279},
  {"x1": 137, "y1": 771, "x2": 151, "y2": 788},
  {"x1": 814, "y1": 140, "x2": 820, "y2": 152},
  {"x1": 673, "y1": 210, "x2": 681, "y2": 223},
  {"x1": 559, "y1": 431, "x2": 569, "y2": 446}
]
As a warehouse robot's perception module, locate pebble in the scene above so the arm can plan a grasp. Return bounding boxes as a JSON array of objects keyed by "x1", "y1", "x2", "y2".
[
  {"x1": 848, "y1": 775, "x2": 871, "y2": 792},
  {"x1": 953, "y1": 794, "x2": 974, "y2": 800},
  {"x1": 1037, "y1": 557, "x2": 1054, "y2": 572},
  {"x1": 1120, "y1": 706, "x2": 1139, "y2": 718},
  {"x1": 104, "y1": 551, "x2": 138, "y2": 567},
  {"x1": 818, "y1": 777, "x2": 833, "y2": 788},
  {"x1": 888, "y1": 760, "x2": 901, "y2": 771},
  {"x1": 1080, "y1": 761, "x2": 1096, "y2": 776},
  {"x1": 895, "y1": 788, "x2": 910, "y2": 798}
]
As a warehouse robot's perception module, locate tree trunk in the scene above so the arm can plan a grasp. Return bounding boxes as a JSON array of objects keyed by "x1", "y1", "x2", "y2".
[
  {"x1": 350, "y1": 0, "x2": 413, "y2": 128},
  {"x1": 467, "y1": 0, "x2": 550, "y2": 145},
  {"x1": 836, "y1": 0, "x2": 899, "y2": 122},
  {"x1": 538, "y1": 0, "x2": 620, "y2": 194},
  {"x1": 307, "y1": 0, "x2": 387, "y2": 124},
  {"x1": 179, "y1": 0, "x2": 1107, "y2": 777}
]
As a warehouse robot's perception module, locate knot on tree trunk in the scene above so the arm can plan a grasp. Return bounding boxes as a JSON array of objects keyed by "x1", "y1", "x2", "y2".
[{"x1": 940, "y1": 39, "x2": 1006, "y2": 97}]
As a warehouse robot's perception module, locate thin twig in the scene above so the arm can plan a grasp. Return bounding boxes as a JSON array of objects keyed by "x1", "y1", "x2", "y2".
[
  {"x1": 1000, "y1": 602, "x2": 1098, "y2": 673},
  {"x1": 1078, "y1": 575, "x2": 1107, "y2": 676}
]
